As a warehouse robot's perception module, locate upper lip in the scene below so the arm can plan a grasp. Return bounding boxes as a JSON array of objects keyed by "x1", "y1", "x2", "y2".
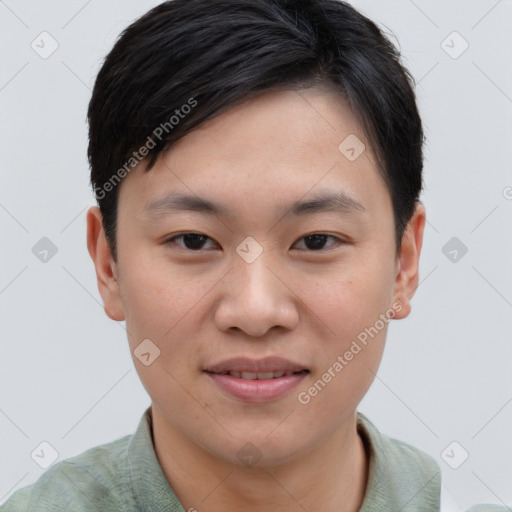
[{"x1": 204, "y1": 357, "x2": 308, "y2": 374}]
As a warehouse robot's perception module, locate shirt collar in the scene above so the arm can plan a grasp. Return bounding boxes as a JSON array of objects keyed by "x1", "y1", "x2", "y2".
[
  {"x1": 357, "y1": 411, "x2": 441, "y2": 511},
  {"x1": 127, "y1": 406, "x2": 185, "y2": 512},
  {"x1": 126, "y1": 407, "x2": 439, "y2": 511}
]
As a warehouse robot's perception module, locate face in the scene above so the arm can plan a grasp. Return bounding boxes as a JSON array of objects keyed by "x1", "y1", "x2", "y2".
[{"x1": 88, "y1": 85, "x2": 425, "y2": 468}]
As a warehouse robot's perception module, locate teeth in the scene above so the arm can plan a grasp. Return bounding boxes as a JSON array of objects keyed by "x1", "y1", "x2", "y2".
[
  {"x1": 241, "y1": 372, "x2": 258, "y2": 380},
  {"x1": 224, "y1": 371, "x2": 300, "y2": 379},
  {"x1": 257, "y1": 372, "x2": 275, "y2": 379}
]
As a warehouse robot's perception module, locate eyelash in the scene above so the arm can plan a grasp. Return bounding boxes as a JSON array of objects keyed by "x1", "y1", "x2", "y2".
[{"x1": 164, "y1": 232, "x2": 344, "y2": 252}]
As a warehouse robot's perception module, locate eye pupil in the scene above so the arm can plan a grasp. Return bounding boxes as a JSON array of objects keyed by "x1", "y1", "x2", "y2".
[
  {"x1": 183, "y1": 233, "x2": 207, "y2": 250},
  {"x1": 173, "y1": 233, "x2": 336, "y2": 252},
  {"x1": 304, "y1": 234, "x2": 328, "y2": 250}
]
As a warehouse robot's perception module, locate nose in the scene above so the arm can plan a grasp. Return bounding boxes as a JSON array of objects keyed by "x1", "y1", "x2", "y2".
[{"x1": 213, "y1": 253, "x2": 300, "y2": 337}]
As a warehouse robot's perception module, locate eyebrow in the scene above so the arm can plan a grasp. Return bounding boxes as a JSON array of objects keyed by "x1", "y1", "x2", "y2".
[{"x1": 143, "y1": 190, "x2": 366, "y2": 219}]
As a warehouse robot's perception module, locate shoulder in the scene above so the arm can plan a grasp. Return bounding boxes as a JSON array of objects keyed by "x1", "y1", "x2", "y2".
[
  {"x1": 0, "y1": 434, "x2": 135, "y2": 512},
  {"x1": 357, "y1": 412, "x2": 441, "y2": 511},
  {"x1": 357, "y1": 411, "x2": 441, "y2": 476}
]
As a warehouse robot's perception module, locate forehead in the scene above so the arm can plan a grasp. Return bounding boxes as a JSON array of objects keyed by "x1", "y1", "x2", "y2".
[{"x1": 118, "y1": 86, "x2": 389, "y2": 222}]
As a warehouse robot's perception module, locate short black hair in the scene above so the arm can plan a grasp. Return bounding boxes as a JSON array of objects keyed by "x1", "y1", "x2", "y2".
[{"x1": 88, "y1": 0, "x2": 424, "y2": 261}]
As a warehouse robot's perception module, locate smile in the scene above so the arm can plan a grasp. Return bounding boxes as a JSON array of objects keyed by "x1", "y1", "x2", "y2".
[
  {"x1": 209, "y1": 370, "x2": 307, "y2": 380},
  {"x1": 203, "y1": 357, "x2": 310, "y2": 403}
]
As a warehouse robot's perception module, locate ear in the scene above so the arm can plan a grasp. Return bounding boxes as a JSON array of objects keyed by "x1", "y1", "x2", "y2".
[
  {"x1": 392, "y1": 202, "x2": 426, "y2": 320},
  {"x1": 86, "y1": 206, "x2": 125, "y2": 321}
]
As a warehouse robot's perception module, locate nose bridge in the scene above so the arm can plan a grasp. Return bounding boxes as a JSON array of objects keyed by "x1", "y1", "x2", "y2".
[
  {"x1": 213, "y1": 242, "x2": 299, "y2": 336},
  {"x1": 232, "y1": 246, "x2": 281, "y2": 305}
]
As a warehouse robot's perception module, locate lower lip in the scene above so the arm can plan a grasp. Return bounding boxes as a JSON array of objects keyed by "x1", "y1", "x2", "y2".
[{"x1": 205, "y1": 372, "x2": 308, "y2": 403}]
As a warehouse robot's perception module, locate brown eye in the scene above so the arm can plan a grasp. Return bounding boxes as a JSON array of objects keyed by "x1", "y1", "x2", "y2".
[
  {"x1": 167, "y1": 233, "x2": 218, "y2": 250},
  {"x1": 293, "y1": 234, "x2": 340, "y2": 251}
]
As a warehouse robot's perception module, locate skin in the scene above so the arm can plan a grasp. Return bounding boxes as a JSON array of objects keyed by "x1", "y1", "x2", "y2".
[{"x1": 87, "y1": 85, "x2": 425, "y2": 512}]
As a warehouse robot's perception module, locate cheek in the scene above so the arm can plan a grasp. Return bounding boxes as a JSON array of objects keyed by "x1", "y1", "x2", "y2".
[
  {"x1": 119, "y1": 255, "x2": 215, "y2": 354},
  {"x1": 295, "y1": 254, "x2": 395, "y2": 399},
  {"x1": 300, "y1": 261, "x2": 394, "y2": 344},
  {"x1": 118, "y1": 259, "x2": 215, "y2": 402},
  {"x1": 295, "y1": 277, "x2": 390, "y2": 425}
]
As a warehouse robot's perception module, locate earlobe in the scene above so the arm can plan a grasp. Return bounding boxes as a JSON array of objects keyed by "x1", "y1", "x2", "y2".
[
  {"x1": 392, "y1": 202, "x2": 426, "y2": 320},
  {"x1": 86, "y1": 206, "x2": 125, "y2": 321}
]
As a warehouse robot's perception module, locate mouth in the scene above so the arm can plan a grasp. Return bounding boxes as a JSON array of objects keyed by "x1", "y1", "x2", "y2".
[
  {"x1": 206, "y1": 370, "x2": 309, "y2": 380},
  {"x1": 204, "y1": 356, "x2": 309, "y2": 374},
  {"x1": 203, "y1": 357, "x2": 310, "y2": 403}
]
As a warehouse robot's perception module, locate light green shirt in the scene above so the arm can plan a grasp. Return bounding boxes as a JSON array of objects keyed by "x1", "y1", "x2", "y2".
[{"x1": 1, "y1": 407, "x2": 443, "y2": 511}]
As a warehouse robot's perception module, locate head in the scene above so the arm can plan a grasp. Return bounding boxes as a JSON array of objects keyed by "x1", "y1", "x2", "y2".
[{"x1": 87, "y1": 0, "x2": 426, "y2": 467}]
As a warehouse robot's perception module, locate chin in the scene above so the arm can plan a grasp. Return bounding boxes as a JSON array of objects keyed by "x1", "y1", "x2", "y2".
[{"x1": 205, "y1": 431, "x2": 308, "y2": 469}]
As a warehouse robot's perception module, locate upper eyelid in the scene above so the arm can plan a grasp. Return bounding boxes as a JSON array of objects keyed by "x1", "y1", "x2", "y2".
[
  {"x1": 167, "y1": 233, "x2": 219, "y2": 247},
  {"x1": 166, "y1": 232, "x2": 343, "y2": 249}
]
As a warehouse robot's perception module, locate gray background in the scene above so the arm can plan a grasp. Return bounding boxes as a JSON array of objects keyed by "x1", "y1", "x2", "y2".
[{"x1": 1, "y1": 1, "x2": 511, "y2": 509}]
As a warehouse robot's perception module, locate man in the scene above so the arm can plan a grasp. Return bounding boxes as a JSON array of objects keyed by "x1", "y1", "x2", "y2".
[{"x1": 2, "y1": 0, "x2": 467, "y2": 510}]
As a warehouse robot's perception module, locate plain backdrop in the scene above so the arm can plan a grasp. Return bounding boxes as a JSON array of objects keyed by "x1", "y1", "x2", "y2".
[{"x1": 1, "y1": 1, "x2": 511, "y2": 510}]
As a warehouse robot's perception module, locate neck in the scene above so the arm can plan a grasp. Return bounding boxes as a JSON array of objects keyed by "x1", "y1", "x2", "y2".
[{"x1": 151, "y1": 406, "x2": 369, "y2": 512}]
